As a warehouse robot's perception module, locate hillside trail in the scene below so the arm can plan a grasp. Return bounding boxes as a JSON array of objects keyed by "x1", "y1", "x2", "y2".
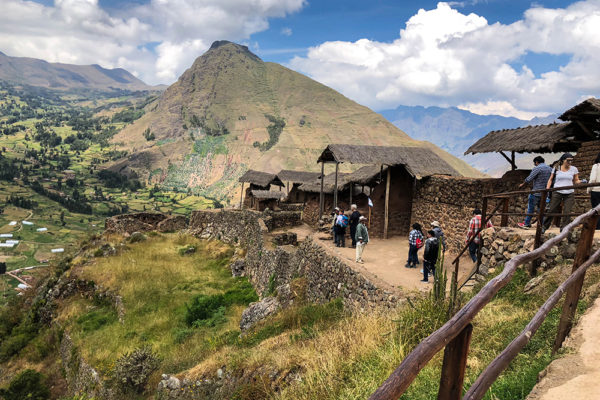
[
  {"x1": 280, "y1": 224, "x2": 474, "y2": 295},
  {"x1": 527, "y1": 296, "x2": 600, "y2": 400}
]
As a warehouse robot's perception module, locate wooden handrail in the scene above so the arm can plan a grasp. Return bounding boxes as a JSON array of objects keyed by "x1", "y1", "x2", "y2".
[
  {"x1": 369, "y1": 204, "x2": 600, "y2": 400},
  {"x1": 485, "y1": 182, "x2": 600, "y2": 198}
]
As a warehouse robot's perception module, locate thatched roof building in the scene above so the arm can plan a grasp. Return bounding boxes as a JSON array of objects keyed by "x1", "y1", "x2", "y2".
[
  {"x1": 298, "y1": 172, "x2": 351, "y2": 194},
  {"x1": 464, "y1": 122, "x2": 583, "y2": 155},
  {"x1": 238, "y1": 170, "x2": 284, "y2": 188},
  {"x1": 317, "y1": 144, "x2": 458, "y2": 179},
  {"x1": 277, "y1": 170, "x2": 321, "y2": 184},
  {"x1": 559, "y1": 98, "x2": 600, "y2": 123}
]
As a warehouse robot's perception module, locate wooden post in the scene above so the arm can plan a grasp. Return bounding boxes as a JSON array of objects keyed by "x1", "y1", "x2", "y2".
[
  {"x1": 334, "y1": 162, "x2": 339, "y2": 209},
  {"x1": 500, "y1": 197, "x2": 509, "y2": 227},
  {"x1": 349, "y1": 182, "x2": 353, "y2": 207},
  {"x1": 383, "y1": 166, "x2": 391, "y2": 239},
  {"x1": 368, "y1": 205, "x2": 372, "y2": 230},
  {"x1": 319, "y1": 161, "x2": 325, "y2": 220},
  {"x1": 511, "y1": 151, "x2": 516, "y2": 171},
  {"x1": 438, "y1": 323, "x2": 473, "y2": 400},
  {"x1": 240, "y1": 182, "x2": 245, "y2": 209},
  {"x1": 531, "y1": 190, "x2": 548, "y2": 276},
  {"x1": 287, "y1": 181, "x2": 290, "y2": 195},
  {"x1": 552, "y1": 214, "x2": 599, "y2": 354}
]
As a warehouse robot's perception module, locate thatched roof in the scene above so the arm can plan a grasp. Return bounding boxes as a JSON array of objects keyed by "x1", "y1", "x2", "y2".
[
  {"x1": 464, "y1": 122, "x2": 585, "y2": 155},
  {"x1": 344, "y1": 165, "x2": 387, "y2": 186},
  {"x1": 277, "y1": 170, "x2": 321, "y2": 184},
  {"x1": 559, "y1": 98, "x2": 600, "y2": 121},
  {"x1": 298, "y1": 172, "x2": 351, "y2": 194},
  {"x1": 238, "y1": 170, "x2": 284, "y2": 187},
  {"x1": 250, "y1": 190, "x2": 286, "y2": 200},
  {"x1": 317, "y1": 144, "x2": 458, "y2": 179}
]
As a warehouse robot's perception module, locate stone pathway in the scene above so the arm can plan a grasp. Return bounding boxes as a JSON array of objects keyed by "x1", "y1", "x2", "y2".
[
  {"x1": 527, "y1": 296, "x2": 600, "y2": 400},
  {"x1": 280, "y1": 224, "x2": 475, "y2": 293}
]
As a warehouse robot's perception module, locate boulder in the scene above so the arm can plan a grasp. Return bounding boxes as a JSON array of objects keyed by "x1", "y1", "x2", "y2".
[
  {"x1": 240, "y1": 297, "x2": 281, "y2": 331},
  {"x1": 229, "y1": 260, "x2": 246, "y2": 277},
  {"x1": 128, "y1": 231, "x2": 147, "y2": 243}
]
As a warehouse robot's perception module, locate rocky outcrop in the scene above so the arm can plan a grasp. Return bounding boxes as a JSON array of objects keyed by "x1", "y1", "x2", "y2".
[{"x1": 240, "y1": 297, "x2": 281, "y2": 331}]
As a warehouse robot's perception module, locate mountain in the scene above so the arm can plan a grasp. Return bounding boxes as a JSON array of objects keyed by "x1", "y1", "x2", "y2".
[
  {"x1": 0, "y1": 51, "x2": 154, "y2": 91},
  {"x1": 379, "y1": 105, "x2": 559, "y2": 176},
  {"x1": 112, "y1": 41, "x2": 483, "y2": 201}
]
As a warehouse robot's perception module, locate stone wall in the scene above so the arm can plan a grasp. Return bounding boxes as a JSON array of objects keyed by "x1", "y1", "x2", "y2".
[
  {"x1": 411, "y1": 171, "x2": 532, "y2": 253},
  {"x1": 105, "y1": 213, "x2": 188, "y2": 235},
  {"x1": 478, "y1": 227, "x2": 597, "y2": 275},
  {"x1": 189, "y1": 209, "x2": 398, "y2": 308}
]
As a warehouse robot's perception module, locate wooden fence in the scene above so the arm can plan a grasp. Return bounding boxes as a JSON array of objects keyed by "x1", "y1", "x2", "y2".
[{"x1": 369, "y1": 185, "x2": 600, "y2": 400}]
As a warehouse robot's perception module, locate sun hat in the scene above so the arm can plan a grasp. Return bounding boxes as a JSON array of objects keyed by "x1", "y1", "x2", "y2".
[
  {"x1": 431, "y1": 221, "x2": 440, "y2": 227},
  {"x1": 359, "y1": 216, "x2": 367, "y2": 221}
]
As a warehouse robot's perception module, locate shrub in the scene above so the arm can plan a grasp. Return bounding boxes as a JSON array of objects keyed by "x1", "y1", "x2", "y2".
[
  {"x1": 0, "y1": 369, "x2": 50, "y2": 400},
  {"x1": 112, "y1": 346, "x2": 159, "y2": 394}
]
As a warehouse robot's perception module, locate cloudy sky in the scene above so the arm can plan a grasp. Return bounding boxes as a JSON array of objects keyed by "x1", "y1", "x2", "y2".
[{"x1": 1, "y1": 0, "x2": 599, "y2": 119}]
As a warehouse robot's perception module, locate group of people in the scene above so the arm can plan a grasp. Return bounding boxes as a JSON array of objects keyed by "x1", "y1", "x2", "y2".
[
  {"x1": 406, "y1": 221, "x2": 447, "y2": 282},
  {"x1": 331, "y1": 205, "x2": 369, "y2": 263},
  {"x1": 517, "y1": 153, "x2": 600, "y2": 232}
]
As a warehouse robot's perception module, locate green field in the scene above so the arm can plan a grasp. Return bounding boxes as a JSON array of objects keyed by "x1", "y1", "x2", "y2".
[{"x1": 0, "y1": 82, "x2": 215, "y2": 304}]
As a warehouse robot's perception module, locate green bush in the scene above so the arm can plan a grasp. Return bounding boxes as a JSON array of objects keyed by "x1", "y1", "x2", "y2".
[
  {"x1": 184, "y1": 279, "x2": 258, "y2": 326},
  {"x1": 112, "y1": 346, "x2": 159, "y2": 394},
  {"x1": 0, "y1": 369, "x2": 50, "y2": 400}
]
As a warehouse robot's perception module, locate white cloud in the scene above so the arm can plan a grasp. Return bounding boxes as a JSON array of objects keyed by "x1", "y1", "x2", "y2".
[
  {"x1": 0, "y1": 0, "x2": 306, "y2": 84},
  {"x1": 281, "y1": 27, "x2": 293, "y2": 36},
  {"x1": 289, "y1": 1, "x2": 600, "y2": 117}
]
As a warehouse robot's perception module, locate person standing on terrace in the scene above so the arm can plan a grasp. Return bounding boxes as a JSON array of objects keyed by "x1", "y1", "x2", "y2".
[
  {"x1": 588, "y1": 152, "x2": 600, "y2": 230},
  {"x1": 543, "y1": 153, "x2": 581, "y2": 232},
  {"x1": 466, "y1": 209, "x2": 493, "y2": 263},
  {"x1": 518, "y1": 156, "x2": 552, "y2": 228}
]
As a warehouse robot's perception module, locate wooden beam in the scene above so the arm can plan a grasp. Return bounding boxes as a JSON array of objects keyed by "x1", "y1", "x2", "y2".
[
  {"x1": 511, "y1": 151, "x2": 516, "y2": 171},
  {"x1": 240, "y1": 182, "x2": 245, "y2": 210},
  {"x1": 499, "y1": 151, "x2": 517, "y2": 170},
  {"x1": 575, "y1": 120, "x2": 596, "y2": 139},
  {"x1": 349, "y1": 181, "x2": 353, "y2": 207},
  {"x1": 319, "y1": 161, "x2": 325, "y2": 221},
  {"x1": 384, "y1": 166, "x2": 391, "y2": 239},
  {"x1": 334, "y1": 162, "x2": 339, "y2": 209}
]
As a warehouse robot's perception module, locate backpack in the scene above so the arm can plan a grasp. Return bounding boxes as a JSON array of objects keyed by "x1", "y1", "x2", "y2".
[
  {"x1": 416, "y1": 237, "x2": 424, "y2": 249},
  {"x1": 338, "y1": 215, "x2": 349, "y2": 228}
]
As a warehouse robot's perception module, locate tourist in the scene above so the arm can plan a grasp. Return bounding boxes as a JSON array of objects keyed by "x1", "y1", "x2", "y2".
[
  {"x1": 588, "y1": 152, "x2": 600, "y2": 229},
  {"x1": 518, "y1": 156, "x2": 552, "y2": 228},
  {"x1": 466, "y1": 209, "x2": 493, "y2": 263},
  {"x1": 430, "y1": 221, "x2": 446, "y2": 252},
  {"x1": 334, "y1": 208, "x2": 349, "y2": 247},
  {"x1": 349, "y1": 204, "x2": 361, "y2": 248},
  {"x1": 331, "y1": 207, "x2": 340, "y2": 242},
  {"x1": 543, "y1": 153, "x2": 581, "y2": 232},
  {"x1": 422, "y1": 230, "x2": 439, "y2": 282},
  {"x1": 406, "y1": 223, "x2": 424, "y2": 268},
  {"x1": 355, "y1": 216, "x2": 369, "y2": 263}
]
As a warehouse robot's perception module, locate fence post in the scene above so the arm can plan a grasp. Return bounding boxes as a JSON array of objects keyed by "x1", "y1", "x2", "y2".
[
  {"x1": 552, "y1": 213, "x2": 599, "y2": 354},
  {"x1": 531, "y1": 190, "x2": 549, "y2": 276},
  {"x1": 500, "y1": 197, "x2": 509, "y2": 227},
  {"x1": 438, "y1": 323, "x2": 473, "y2": 400},
  {"x1": 477, "y1": 197, "x2": 488, "y2": 270}
]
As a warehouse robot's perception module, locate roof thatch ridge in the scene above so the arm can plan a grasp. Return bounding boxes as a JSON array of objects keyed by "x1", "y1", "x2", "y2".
[
  {"x1": 250, "y1": 190, "x2": 286, "y2": 199},
  {"x1": 239, "y1": 169, "x2": 284, "y2": 187},
  {"x1": 277, "y1": 170, "x2": 321, "y2": 183}
]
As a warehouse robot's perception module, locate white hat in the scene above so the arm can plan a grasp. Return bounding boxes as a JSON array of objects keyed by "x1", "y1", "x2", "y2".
[
  {"x1": 359, "y1": 216, "x2": 367, "y2": 221},
  {"x1": 431, "y1": 221, "x2": 440, "y2": 227}
]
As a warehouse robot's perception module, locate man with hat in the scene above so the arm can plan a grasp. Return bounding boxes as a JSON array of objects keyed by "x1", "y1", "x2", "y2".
[
  {"x1": 355, "y1": 216, "x2": 369, "y2": 263},
  {"x1": 430, "y1": 221, "x2": 446, "y2": 253}
]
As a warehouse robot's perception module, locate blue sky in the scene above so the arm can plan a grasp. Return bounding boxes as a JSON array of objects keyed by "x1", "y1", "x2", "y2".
[{"x1": 2, "y1": 0, "x2": 599, "y2": 118}]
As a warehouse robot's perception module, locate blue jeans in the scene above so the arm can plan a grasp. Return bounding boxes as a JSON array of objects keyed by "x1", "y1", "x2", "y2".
[
  {"x1": 524, "y1": 194, "x2": 540, "y2": 226},
  {"x1": 468, "y1": 241, "x2": 478, "y2": 262},
  {"x1": 407, "y1": 244, "x2": 419, "y2": 266}
]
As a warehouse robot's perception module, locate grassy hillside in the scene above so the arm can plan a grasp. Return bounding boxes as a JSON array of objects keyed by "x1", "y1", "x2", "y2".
[
  {"x1": 2, "y1": 234, "x2": 599, "y2": 399},
  {"x1": 113, "y1": 41, "x2": 484, "y2": 202},
  {"x1": 0, "y1": 82, "x2": 218, "y2": 305}
]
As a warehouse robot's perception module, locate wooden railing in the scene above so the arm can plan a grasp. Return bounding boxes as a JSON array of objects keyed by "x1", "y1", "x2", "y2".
[
  {"x1": 370, "y1": 194, "x2": 600, "y2": 400},
  {"x1": 452, "y1": 182, "x2": 600, "y2": 290}
]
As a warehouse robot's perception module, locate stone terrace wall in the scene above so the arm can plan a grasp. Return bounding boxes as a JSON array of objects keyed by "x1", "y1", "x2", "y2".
[
  {"x1": 189, "y1": 209, "x2": 397, "y2": 308},
  {"x1": 411, "y1": 172, "x2": 530, "y2": 253}
]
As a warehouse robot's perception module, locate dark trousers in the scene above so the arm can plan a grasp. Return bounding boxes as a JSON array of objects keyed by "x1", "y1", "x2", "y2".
[
  {"x1": 468, "y1": 241, "x2": 478, "y2": 262},
  {"x1": 335, "y1": 226, "x2": 346, "y2": 247},
  {"x1": 543, "y1": 192, "x2": 574, "y2": 230},
  {"x1": 350, "y1": 224, "x2": 358, "y2": 246},
  {"x1": 407, "y1": 244, "x2": 419, "y2": 266},
  {"x1": 591, "y1": 192, "x2": 600, "y2": 229},
  {"x1": 423, "y1": 260, "x2": 435, "y2": 282}
]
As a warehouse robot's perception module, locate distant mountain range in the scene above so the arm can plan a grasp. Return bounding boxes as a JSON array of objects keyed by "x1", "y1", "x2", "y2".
[
  {"x1": 0, "y1": 51, "x2": 157, "y2": 91},
  {"x1": 379, "y1": 105, "x2": 559, "y2": 176}
]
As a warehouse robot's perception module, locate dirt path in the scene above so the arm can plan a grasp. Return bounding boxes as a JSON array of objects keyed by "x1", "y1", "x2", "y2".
[
  {"x1": 527, "y1": 296, "x2": 600, "y2": 400},
  {"x1": 280, "y1": 224, "x2": 475, "y2": 294}
]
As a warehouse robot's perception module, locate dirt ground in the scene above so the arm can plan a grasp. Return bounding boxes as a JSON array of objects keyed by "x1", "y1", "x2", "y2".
[
  {"x1": 527, "y1": 296, "x2": 600, "y2": 400},
  {"x1": 282, "y1": 224, "x2": 476, "y2": 295}
]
